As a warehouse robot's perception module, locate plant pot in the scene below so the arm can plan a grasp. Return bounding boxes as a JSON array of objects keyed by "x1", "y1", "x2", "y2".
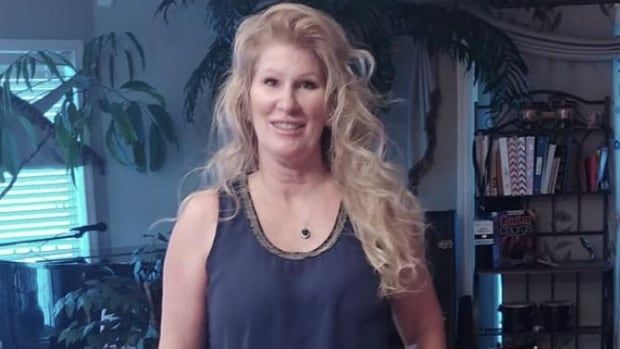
[
  {"x1": 540, "y1": 300, "x2": 572, "y2": 332},
  {"x1": 498, "y1": 302, "x2": 536, "y2": 334}
]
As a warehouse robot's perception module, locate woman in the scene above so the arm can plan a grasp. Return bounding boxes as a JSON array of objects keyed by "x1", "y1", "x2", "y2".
[{"x1": 159, "y1": 3, "x2": 445, "y2": 348}]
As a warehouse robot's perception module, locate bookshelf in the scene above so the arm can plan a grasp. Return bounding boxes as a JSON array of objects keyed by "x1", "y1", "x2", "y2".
[{"x1": 472, "y1": 90, "x2": 614, "y2": 349}]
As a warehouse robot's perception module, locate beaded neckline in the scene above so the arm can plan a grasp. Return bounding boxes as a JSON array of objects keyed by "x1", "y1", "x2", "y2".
[{"x1": 237, "y1": 175, "x2": 346, "y2": 260}]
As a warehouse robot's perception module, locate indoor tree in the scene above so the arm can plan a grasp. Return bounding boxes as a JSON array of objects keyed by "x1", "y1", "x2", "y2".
[
  {"x1": 154, "y1": 0, "x2": 530, "y2": 187},
  {"x1": 155, "y1": 0, "x2": 529, "y2": 123}
]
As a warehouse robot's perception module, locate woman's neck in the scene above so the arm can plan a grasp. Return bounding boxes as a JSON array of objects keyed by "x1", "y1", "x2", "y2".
[{"x1": 252, "y1": 157, "x2": 331, "y2": 203}]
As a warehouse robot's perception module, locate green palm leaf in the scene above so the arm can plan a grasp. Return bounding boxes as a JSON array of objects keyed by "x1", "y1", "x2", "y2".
[{"x1": 156, "y1": 0, "x2": 528, "y2": 121}]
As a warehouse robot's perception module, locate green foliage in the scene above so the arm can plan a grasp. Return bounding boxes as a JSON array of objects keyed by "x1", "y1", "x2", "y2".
[
  {"x1": 54, "y1": 275, "x2": 158, "y2": 349},
  {"x1": 54, "y1": 233, "x2": 168, "y2": 349},
  {"x1": 0, "y1": 32, "x2": 177, "y2": 195},
  {"x1": 155, "y1": 0, "x2": 529, "y2": 123}
]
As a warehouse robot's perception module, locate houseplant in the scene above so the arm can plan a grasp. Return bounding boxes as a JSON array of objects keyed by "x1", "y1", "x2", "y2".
[
  {"x1": 0, "y1": 32, "x2": 178, "y2": 200},
  {"x1": 0, "y1": 31, "x2": 175, "y2": 348},
  {"x1": 53, "y1": 232, "x2": 168, "y2": 349}
]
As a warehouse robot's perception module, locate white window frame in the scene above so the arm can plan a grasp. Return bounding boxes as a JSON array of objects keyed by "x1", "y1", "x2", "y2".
[{"x1": 0, "y1": 38, "x2": 99, "y2": 260}]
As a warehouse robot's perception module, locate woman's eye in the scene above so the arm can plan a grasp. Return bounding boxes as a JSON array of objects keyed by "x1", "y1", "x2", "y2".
[
  {"x1": 301, "y1": 81, "x2": 317, "y2": 89},
  {"x1": 263, "y1": 78, "x2": 278, "y2": 87}
]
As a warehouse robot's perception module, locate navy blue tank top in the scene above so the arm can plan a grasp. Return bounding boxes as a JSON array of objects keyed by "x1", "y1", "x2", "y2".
[{"x1": 206, "y1": 178, "x2": 401, "y2": 349}]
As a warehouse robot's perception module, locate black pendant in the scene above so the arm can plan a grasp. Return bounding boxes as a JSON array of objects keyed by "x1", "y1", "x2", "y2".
[{"x1": 300, "y1": 228, "x2": 311, "y2": 239}]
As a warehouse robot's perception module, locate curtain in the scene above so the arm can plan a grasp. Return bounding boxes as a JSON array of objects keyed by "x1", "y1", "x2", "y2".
[{"x1": 473, "y1": 10, "x2": 620, "y2": 61}]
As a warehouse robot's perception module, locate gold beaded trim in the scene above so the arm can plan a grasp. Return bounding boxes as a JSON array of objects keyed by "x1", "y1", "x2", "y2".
[{"x1": 237, "y1": 175, "x2": 346, "y2": 260}]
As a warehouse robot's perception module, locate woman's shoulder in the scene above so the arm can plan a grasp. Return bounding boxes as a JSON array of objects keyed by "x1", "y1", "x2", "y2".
[
  {"x1": 187, "y1": 188, "x2": 220, "y2": 206},
  {"x1": 178, "y1": 189, "x2": 220, "y2": 226},
  {"x1": 169, "y1": 189, "x2": 220, "y2": 254}
]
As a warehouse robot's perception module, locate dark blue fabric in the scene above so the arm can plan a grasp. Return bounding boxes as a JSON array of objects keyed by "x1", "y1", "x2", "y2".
[{"x1": 206, "y1": 186, "x2": 400, "y2": 349}]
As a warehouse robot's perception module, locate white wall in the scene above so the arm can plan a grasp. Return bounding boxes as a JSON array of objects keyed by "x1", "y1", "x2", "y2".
[
  {"x1": 416, "y1": 54, "x2": 458, "y2": 211},
  {"x1": 386, "y1": 36, "x2": 459, "y2": 210},
  {"x1": 0, "y1": 0, "x2": 94, "y2": 40},
  {"x1": 92, "y1": 1, "x2": 215, "y2": 251}
]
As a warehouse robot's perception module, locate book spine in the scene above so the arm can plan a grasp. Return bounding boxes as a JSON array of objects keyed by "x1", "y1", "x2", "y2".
[
  {"x1": 511, "y1": 137, "x2": 528, "y2": 196},
  {"x1": 597, "y1": 147, "x2": 608, "y2": 190},
  {"x1": 499, "y1": 137, "x2": 512, "y2": 196},
  {"x1": 587, "y1": 154, "x2": 598, "y2": 192},
  {"x1": 549, "y1": 158, "x2": 560, "y2": 194},
  {"x1": 534, "y1": 136, "x2": 548, "y2": 194},
  {"x1": 554, "y1": 145, "x2": 568, "y2": 193},
  {"x1": 489, "y1": 139, "x2": 499, "y2": 196},
  {"x1": 525, "y1": 136, "x2": 536, "y2": 195},
  {"x1": 541, "y1": 143, "x2": 557, "y2": 194}
]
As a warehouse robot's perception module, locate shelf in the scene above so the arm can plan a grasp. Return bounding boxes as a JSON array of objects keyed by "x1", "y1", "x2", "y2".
[
  {"x1": 477, "y1": 261, "x2": 611, "y2": 275},
  {"x1": 477, "y1": 190, "x2": 611, "y2": 200},
  {"x1": 475, "y1": 127, "x2": 610, "y2": 137},
  {"x1": 535, "y1": 230, "x2": 604, "y2": 237},
  {"x1": 479, "y1": 326, "x2": 603, "y2": 337},
  {"x1": 481, "y1": 230, "x2": 604, "y2": 238}
]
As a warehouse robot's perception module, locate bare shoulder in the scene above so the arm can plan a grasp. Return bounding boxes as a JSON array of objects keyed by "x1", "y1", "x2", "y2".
[
  {"x1": 178, "y1": 188, "x2": 219, "y2": 221},
  {"x1": 160, "y1": 189, "x2": 219, "y2": 346},
  {"x1": 169, "y1": 188, "x2": 220, "y2": 261}
]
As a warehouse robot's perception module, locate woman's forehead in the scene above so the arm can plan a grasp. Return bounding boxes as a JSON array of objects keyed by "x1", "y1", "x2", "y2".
[{"x1": 252, "y1": 43, "x2": 325, "y2": 78}]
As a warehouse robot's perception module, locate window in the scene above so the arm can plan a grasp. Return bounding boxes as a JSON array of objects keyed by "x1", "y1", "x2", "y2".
[{"x1": 0, "y1": 39, "x2": 94, "y2": 262}]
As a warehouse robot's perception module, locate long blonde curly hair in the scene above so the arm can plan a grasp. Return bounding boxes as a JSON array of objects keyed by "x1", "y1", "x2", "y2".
[{"x1": 199, "y1": 2, "x2": 426, "y2": 296}]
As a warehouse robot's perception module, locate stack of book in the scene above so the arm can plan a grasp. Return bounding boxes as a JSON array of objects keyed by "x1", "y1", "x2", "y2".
[{"x1": 475, "y1": 135, "x2": 608, "y2": 197}]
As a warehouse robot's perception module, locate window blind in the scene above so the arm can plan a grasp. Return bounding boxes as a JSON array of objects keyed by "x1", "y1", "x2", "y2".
[{"x1": 0, "y1": 47, "x2": 90, "y2": 262}]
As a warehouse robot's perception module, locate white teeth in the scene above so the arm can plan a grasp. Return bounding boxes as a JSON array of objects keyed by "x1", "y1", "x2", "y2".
[{"x1": 272, "y1": 122, "x2": 303, "y2": 130}]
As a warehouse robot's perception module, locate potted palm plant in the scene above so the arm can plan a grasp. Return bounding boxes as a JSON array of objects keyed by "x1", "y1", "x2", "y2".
[{"x1": 154, "y1": 0, "x2": 530, "y2": 186}]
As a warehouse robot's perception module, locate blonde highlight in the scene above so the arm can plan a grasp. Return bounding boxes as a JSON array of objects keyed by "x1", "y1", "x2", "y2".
[{"x1": 199, "y1": 2, "x2": 426, "y2": 296}]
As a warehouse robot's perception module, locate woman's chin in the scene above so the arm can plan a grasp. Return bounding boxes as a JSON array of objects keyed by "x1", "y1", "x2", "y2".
[{"x1": 262, "y1": 146, "x2": 319, "y2": 165}]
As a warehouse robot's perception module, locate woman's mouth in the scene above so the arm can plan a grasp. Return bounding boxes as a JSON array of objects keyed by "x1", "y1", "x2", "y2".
[{"x1": 271, "y1": 121, "x2": 304, "y2": 130}]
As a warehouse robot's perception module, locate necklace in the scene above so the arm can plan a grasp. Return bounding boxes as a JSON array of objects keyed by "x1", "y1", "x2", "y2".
[
  {"x1": 300, "y1": 228, "x2": 311, "y2": 239},
  {"x1": 293, "y1": 193, "x2": 319, "y2": 240},
  {"x1": 293, "y1": 178, "x2": 329, "y2": 240},
  {"x1": 253, "y1": 173, "x2": 328, "y2": 240}
]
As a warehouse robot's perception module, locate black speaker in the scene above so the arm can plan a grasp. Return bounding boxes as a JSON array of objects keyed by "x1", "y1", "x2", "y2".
[
  {"x1": 456, "y1": 295, "x2": 477, "y2": 349},
  {"x1": 424, "y1": 210, "x2": 456, "y2": 348}
]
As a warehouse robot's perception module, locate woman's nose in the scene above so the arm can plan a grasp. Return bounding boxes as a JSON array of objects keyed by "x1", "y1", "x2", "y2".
[{"x1": 276, "y1": 86, "x2": 300, "y2": 114}]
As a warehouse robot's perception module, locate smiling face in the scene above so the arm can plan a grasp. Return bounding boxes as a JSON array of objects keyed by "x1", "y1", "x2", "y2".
[{"x1": 249, "y1": 41, "x2": 328, "y2": 167}]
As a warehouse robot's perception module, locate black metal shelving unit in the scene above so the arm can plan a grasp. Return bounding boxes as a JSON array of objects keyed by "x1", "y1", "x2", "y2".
[{"x1": 473, "y1": 91, "x2": 615, "y2": 349}]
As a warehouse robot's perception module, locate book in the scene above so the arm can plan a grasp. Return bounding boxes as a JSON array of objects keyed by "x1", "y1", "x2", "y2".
[
  {"x1": 498, "y1": 137, "x2": 512, "y2": 196},
  {"x1": 495, "y1": 143, "x2": 503, "y2": 196},
  {"x1": 587, "y1": 154, "x2": 598, "y2": 192},
  {"x1": 474, "y1": 134, "x2": 489, "y2": 196},
  {"x1": 534, "y1": 136, "x2": 549, "y2": 194},
  {"x1": 492, "y1": 209, "x2": 537, "y2": 268},
  {"x1": 525, "y1": 136, "x2": 536, "y2": 195},
  {"x1": 511, "y1": 137, "x2": 528, "y2": 196},
  {"x1": 540, "y1": 143, "x2": 557, "y2": 194},
  {"x1": 597, "y1": 147, "x2": 608, "y2": 190},
  {"x1": 554, "y1": 144, "x2": 568, "y2": 193},
  {"x1": 488, "y1": 139, "x2": 500, "y2": 196},
  {"x1": 549, "y1": 157, "x2": 560, "y2": 194}
]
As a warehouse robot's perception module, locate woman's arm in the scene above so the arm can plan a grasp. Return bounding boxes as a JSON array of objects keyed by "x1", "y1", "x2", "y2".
[
  {"x1": 391, "y1": 267, "x2": 447, "y2": 349},
  {"x1": 158, "y1": 190, "x2": 219, "y2": 349}
]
